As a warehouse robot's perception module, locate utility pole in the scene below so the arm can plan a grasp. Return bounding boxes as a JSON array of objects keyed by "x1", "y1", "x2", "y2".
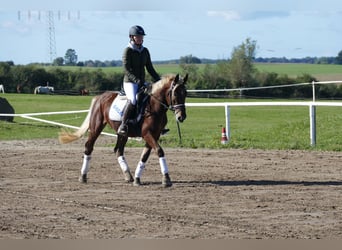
[
  {"x1": 17, "y1": 10, "x2": 80, "y2": 64},
  {"x1": 46, "y1": 11, "x2": 57, "y2": 64}
]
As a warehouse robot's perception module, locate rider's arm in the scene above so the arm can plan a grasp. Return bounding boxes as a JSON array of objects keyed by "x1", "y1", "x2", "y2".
[{"x1": 144, "y1": 48, "x2": 160, "y2": 83}]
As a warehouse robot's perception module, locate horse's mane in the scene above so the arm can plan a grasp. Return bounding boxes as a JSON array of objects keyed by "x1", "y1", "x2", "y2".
[{"x1": 151, "y1": 74, "x2": 176, "y2": 94}]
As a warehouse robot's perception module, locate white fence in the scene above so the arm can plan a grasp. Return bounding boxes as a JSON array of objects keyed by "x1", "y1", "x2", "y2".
[
  {"x1": 186, "y1": 101, "x2": 342, "y2": 146},
  {"x1": 1, "y1": 80, "x2": 342, "y2": 146},
  {"x1": 186, "y1": 80, "x2": 342, "y2": 146},
  {"x1": 0, "y1": 110, "x2": 116, "y2": 138},
  {"x1": 2, "y1": 101, "x2": 340, "y2": 146}
]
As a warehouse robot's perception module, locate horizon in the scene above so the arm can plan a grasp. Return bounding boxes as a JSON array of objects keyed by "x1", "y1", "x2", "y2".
[{"x1": 1, "y1": 1, "x2": 341, "y2": 64}]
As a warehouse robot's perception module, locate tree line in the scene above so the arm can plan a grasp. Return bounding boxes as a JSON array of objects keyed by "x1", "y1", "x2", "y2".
[
  {"x1": 0, "y1": 63, "x2": 123, "y2": 94},
  {"x1": 180, "y1": 39, "x2": 342, "y2": 99},
  {"x1": 1, "y1": 39, "x2": 342, "y2": 98},
  {"x1": 52, "y1": 47, "x2": 342, "y2": 67}
]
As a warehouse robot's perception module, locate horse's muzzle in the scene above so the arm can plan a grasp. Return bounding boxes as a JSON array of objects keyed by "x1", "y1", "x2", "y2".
[{"x1": 175, "y1": 110, "x2": 186, "y2": 123}]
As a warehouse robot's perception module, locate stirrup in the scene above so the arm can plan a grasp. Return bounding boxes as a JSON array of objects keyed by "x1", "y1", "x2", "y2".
[{"x1": 161, "y1": 128, "x2": 170, "y2": 135}]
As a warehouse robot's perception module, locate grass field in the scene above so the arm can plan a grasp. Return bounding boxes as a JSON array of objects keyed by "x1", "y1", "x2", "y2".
[
  {"x1": 1, "y1": 93, "x2": 342, "y2": 151},
  {"x1": 255, "y1": 63, "x2": 342, "y2": 81},
  {"x1": 47, "y1": 63, "x2": 342, "y2": 81}
]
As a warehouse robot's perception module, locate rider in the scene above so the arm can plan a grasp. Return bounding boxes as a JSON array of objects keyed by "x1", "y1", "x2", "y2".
[{"x1": 118, "y1": 25, "x2": 161, "y2": 136}]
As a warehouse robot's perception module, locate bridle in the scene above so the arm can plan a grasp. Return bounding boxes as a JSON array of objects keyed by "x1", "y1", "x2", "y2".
[
  {"x1": 167, "y1": 80, "x2": 186, "y2": 114},
  {"x1": 149, "y1": 78, "x2": 186, "y2": 114},
  {"x1": 148, "y1": 76, "x2": 187, "y2": 143}
]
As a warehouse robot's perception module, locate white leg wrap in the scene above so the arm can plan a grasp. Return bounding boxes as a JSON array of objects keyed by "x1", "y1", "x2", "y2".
[
  {"x1": 134, "y1": 161, "x2": 145, "y2": 178},
  {"x1": 81, "y1": 154, "x2": 91, "y2": 175},
  {"x1": 159, "y1": 157, "x2": 169, "y2": 175},
  {"x1": 118, "y1": 156, "x2": 129, "y2": 172}
]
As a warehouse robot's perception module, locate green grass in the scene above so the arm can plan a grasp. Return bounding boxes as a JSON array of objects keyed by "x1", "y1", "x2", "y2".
[
  {"x1": 254, "y1": 63, "x2": 342, "y2": 81},
  {"x1": 45, "y1": 63, "x2": 342, "y2": 81},
  {"x1": 1, "y1": 93, "x2": 342, "y2": 151},
  {"x1": 45, "y1": 64, "x2": 181, "y2": 76}
]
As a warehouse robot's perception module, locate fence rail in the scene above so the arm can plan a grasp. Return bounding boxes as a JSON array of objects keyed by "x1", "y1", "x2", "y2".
[
  {"x1": 186, "y1": 101, "x2": 342, "y2": 146},
  {"x1": 2, "y1": 80, "x2": 342, "y2": 146}
]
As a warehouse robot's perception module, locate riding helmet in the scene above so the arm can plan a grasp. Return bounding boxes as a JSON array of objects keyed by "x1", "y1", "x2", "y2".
[{"x1": 129, "y1": 25, "x2": 146, "y2": 36}]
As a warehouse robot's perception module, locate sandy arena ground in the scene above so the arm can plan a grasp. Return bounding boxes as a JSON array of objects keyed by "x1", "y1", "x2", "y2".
[{"x1": 1, "y1": 137, "x2": 341, "y2": 239}]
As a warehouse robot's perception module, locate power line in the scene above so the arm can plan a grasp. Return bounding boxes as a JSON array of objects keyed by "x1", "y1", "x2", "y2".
[{"x1": 17, "y1": 10, "x2": 80, "y2": 64}]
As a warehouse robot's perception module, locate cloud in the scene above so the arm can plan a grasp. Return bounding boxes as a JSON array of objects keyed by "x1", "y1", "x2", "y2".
[
  {"x1": 207, "y1": 10, "x2": 290, "y2": 22},
  {"x1": 0, "y1": 20, "x2": 31, "y2": 34},
  {"x1": 207, "y1": 11, "x2": 241, "y2": 21},
  {"x1": 242, "y1": 11, "x2": 290, "y2": 20}
]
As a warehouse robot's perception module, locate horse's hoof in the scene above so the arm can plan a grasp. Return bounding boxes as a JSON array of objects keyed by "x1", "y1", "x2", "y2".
[
  {"x1": 79, "y1": 174, "x2": 87, "y2": 183},
  {"x1": 123, "y1": 171, "x2": 134, "y2": 183},
  {"x1": 133, "y1": 177, "x2": 142, "y2": 187},
  {"x1": 162, "y1": 173, "x2": 172, "y2": 188}
]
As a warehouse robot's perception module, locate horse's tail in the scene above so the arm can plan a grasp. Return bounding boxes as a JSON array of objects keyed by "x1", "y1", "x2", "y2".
[{"x1": 58, "y1": 96, "x2": 98, "y2": 144}]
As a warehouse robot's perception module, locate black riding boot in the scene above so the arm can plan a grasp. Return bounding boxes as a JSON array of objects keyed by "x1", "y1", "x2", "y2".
[{"x1": 118, "y1": 101, "x2": 134, "y2": 136}]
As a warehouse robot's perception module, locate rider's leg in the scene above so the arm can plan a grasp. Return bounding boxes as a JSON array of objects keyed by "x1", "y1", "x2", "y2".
[
  {"x1": 118, "y1": 100, "x2": 134, "y2": 135},
  {"x1": 118, "y1": 82, "x2": 138, "y2": 136}
]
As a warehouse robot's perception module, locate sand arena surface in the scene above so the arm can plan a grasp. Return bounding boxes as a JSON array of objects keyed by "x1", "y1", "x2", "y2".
[{"x1": 1, "y1": 137, "x2": 342, "y2": 238}]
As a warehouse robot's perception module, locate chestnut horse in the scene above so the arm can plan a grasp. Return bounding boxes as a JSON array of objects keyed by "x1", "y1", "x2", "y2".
[{"x1": 59, "y1": 74, "x2": 188, "y2": 187}]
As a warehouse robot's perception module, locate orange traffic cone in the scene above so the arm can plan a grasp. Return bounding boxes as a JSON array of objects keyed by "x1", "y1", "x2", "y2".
[{"x1": 221, "y1": 127, "x2": 228, "y2": 144}]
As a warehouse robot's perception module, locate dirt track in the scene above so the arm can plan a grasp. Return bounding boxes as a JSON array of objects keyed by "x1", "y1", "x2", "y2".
[{"x1": 1, "y1": 137, "x2": 342, "y2": 239}]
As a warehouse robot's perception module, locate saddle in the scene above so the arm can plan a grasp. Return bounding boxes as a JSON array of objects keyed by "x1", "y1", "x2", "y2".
[{"x1": 109, "y1": 86, "x2": 150, "y2": 128}]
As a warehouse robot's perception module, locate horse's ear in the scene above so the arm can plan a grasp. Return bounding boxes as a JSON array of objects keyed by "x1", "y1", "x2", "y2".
[
  {"x1": 183, "y1": 74, "x2": 188, "y2": 84},
  {"x1": 175, "y1": 74, "x2": 179, "y2": 83}
]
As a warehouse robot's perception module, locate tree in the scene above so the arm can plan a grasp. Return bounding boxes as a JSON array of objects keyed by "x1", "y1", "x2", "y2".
[
  {"x1": 180, "y1": 54, "x2": 201, "y2": 64},
  {"x1": 229, "y1": 38, "x2": 257, "y2": 88},
  {"x1": 336, "y1": 50, "x2": 342, "y2": 65},
  {"x1": 53, "y1": 57, "x2": 64, "y2": 66},
  {"x1": 0, "y1": 62, "x2": 12, "y2": 91},
  {"x1": 64, "y1": 49, "x2": 78, "y2": 66}
]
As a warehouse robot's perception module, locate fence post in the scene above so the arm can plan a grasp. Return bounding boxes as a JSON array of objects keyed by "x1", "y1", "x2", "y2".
[
  {"x1": 225, "y1": 105, "x2": 230, "y2": 140},
  {"x1": 309, "y1": 104, "x2": 316, "y2": 146},
  {"x1": 310, "y1": 81, "x2": 316, "y2": 146},
  {"x1": 312, "y1": 81, "x2": 316, "y2": 102}
]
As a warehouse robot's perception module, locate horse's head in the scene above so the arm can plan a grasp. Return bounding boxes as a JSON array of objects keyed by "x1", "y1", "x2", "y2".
[{"x1": 167, "y1": 74, "x2": 188, "y2": 123}]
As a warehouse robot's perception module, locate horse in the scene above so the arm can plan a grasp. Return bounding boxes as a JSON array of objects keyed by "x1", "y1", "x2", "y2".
[
  {"x1": 58, "y1": 73, "x2": 188, "y2": 187},
  {"x1": 16, "y1": 84, "x2": 22, "y2": 93},
  {"x1": 34, "y1": 86, "x2": 54, "y2": 94},
  {"x1": 80, "y1": 88, "x2": 89, "y2": 96}
]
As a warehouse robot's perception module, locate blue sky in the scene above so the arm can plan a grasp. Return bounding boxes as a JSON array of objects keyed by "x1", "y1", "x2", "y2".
[{"x1": 1, "y1": 0, "x2": 342, "y2": 64}]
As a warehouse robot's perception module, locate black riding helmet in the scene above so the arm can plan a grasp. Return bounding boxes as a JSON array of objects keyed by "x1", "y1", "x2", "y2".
[{"x1": 129, "y1": 25, "x2": 146, "y2": 37}]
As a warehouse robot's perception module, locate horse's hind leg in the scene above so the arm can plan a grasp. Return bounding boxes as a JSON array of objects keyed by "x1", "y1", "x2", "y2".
[
  {"x1": 114, "y1": 135, "x2": 134, "y2": 183},
  {"x1": 80, "y1": 117, "x2": 106, "y2": 183}
]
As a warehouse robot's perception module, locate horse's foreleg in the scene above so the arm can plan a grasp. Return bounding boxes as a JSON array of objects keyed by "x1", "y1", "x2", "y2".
[
  {"x1": 115, "y1": 135, "x2": 133, "y2": 183},
  {"x1": 141, "y1": 133, "x2": 172, "y2": 187},
  {"x1": 133, "y1": 144, "x2": 152, "y2": 186},
  {"x1": 151, "y1": 140, "x2": 172, "y2": 187},
  {"x1": 157, "y1": 149, "x2": 172, "y2": 188}
]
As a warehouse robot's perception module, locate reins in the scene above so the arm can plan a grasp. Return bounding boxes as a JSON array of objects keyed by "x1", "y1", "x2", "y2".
[{"x1": 148, "y1": 78, "x2": 186, "y2": 143}]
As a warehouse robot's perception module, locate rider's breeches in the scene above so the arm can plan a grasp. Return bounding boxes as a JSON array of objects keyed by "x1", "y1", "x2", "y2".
[{"x1": 123, "y1": 82, "x2": 139, "y2": 105}]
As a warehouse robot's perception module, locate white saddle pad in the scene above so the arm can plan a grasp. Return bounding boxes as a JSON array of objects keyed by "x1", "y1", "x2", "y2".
[{"x1": 109, "y1": 95, "x2": 128, "y2": 121}]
